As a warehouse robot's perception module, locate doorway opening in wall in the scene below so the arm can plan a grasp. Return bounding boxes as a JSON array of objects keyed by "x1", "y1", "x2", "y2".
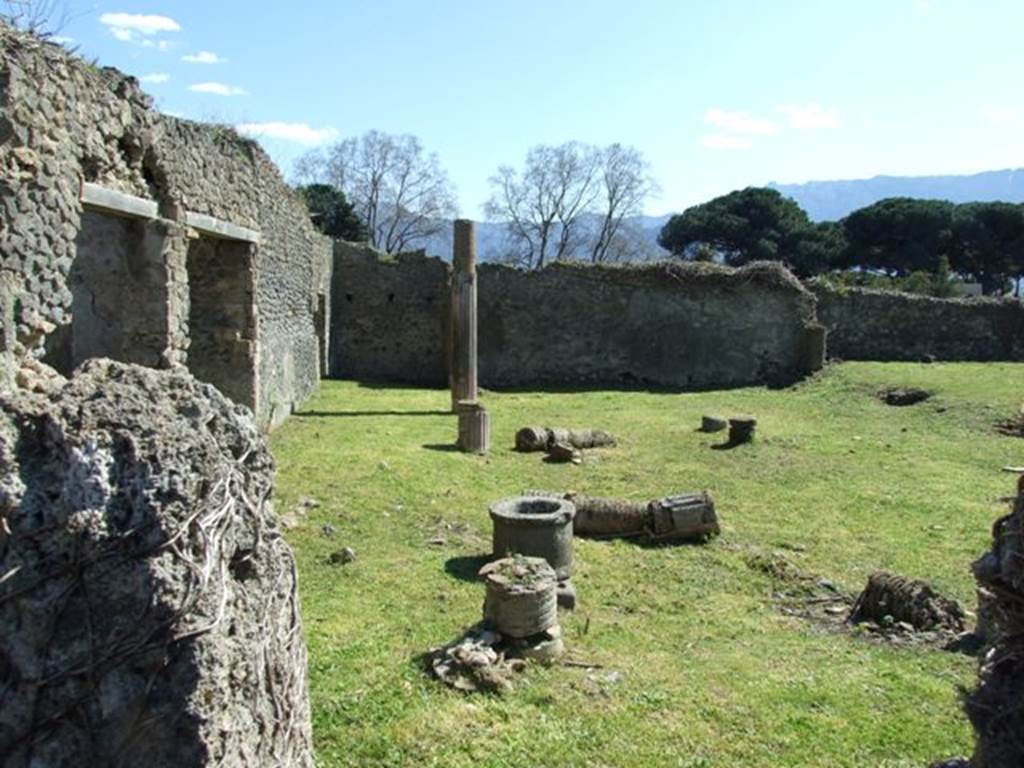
[
  {"x1": 44, "y1": 209, "x2": 164, "y2": 376},
  {"x1": 185, "y1": 236, "x2": 257, "y2": 410}
]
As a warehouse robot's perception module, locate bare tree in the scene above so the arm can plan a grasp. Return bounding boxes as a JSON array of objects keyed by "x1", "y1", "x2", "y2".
[
  {"x1": 590, "y1": 144, "x2": 660, "y2": 263},
  {"x1": 484, "y1": 142, "x2": 600, "y2": 269},
  {"x1": 294, "y1": 131, "x2": 458, "y2": 253},
  {"x1": 485, "y1": 141, "x2": 658, "y2": 268},
  {"x1": 1, "y1": 0, "x2": 72, "y2": 37}
]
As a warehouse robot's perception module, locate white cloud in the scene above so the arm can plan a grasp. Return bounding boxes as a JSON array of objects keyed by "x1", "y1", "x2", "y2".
[
  {"x1": 101, "y1": 13, "x2": 180, "y2": 46},
  {"x1": 705, "y1": 108, "x2": 779, "y2": 136},
  {"x1": 778, "y1": 103, "x2": 840, "y2": 130},
  {"x1": 701, "y1": 134, "x2": 753, "y2": 151},
  {"x1": 236, "y1": 122, "x2": 339, "y2": 146},
  {"x1": 189, "y1": 82, "x2": 248, "y2": 96},
  {"x1": 183, "y1": 51, "x2": 226, "y2": 64},
  {"x1": 140, "y1": 73, "x2": 170, "y2": 84},
  {"x1": 914, "y1": 0, "x2": 934, "y2": 12}
]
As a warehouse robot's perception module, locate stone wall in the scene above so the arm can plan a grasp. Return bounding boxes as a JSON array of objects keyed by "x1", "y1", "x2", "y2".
[
  {"x1": 329, "y1": 246, "x2": 825, "y2": 390},
  {"x1": 478, "y1": 260, "x2": 823, "y2": 389},
  {"x1": 329, "y1": 242, "x2": 450, "y2": 385},
  {"x1": 0, "y1": 24, "x2": 331, "y2": 429},
  {"x1": 811, "y1": 283, "x2": 1024, "y2": 362}
]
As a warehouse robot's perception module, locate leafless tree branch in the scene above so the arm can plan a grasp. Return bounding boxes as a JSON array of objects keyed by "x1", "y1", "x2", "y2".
[{"x1": 293, "y1": 131, "x2": 458, "y2": 253}]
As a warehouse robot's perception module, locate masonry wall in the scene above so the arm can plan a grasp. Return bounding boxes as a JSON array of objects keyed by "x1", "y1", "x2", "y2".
[
  {"x1": 329, "y1": 242, "x2": 449, "y2": 385},
  {"x1": 329, "y1": 246, "x2": 824, "y2": 390},
  {"x1": 0, "y1": 25, "x2": 331, "y2": 428},
  {"x1": 811, "y1": 283, "x2": 1024, "y2": 362},
  {"x1": 478, "y1": 261, "x2": 823, "y2": 389}
]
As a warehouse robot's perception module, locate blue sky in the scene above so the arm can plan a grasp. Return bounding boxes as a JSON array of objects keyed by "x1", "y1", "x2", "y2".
[{"x1": 54, "y1": 0, "x2": 1024, "y2": 216}]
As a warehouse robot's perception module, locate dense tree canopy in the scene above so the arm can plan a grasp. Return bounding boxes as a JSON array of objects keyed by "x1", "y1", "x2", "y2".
[
  {"x1": 658, "y1": 188, "x2": 1024, "y2": 293},
  {"x1": 657, "y1": 187, "x2": 824, "y2": 275},
  {"x1": 948, "y1": 202, "x2": 1024, "y2": 294},
  {"x1": 840, "y1": 198, "x2": 954, "y2": 276},
  {"x1": 296, "y1": 184, "x2": 368, "y2": 242}
]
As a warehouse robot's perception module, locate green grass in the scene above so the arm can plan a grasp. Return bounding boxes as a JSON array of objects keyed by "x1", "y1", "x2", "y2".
[{"x1": 270, "y1": 362, "x2": 1024, "y2": 768}]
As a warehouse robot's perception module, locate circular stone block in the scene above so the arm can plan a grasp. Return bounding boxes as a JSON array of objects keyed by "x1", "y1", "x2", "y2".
[{"x1": 489, "y1": 496, "x2": 576, "y2": 581}]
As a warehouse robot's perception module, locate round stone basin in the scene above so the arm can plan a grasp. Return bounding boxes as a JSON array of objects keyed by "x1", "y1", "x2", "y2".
[{"x1": 489, "y1": 496, "x2": 576, "y2": 581}]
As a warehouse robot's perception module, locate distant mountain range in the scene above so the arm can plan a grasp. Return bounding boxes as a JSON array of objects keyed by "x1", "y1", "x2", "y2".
[
  {"x1": 768, "y1": 168, "x2": 1024, "y2": 221},
  {"x1": 419, "y1": 168, "x2": 1024, "y2": 261}
]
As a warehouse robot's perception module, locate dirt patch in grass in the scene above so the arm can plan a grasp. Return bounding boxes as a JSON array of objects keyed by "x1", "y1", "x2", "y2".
[
  {"x1": 425, "y1": 518, "x2": 488, "y2": 549},
  {"x1": 745, "y1": 550, "x2": 973, "y2": 651},
  {"x1": 994, "y1": 413, "x2": 1024, "y2": 438},
  {"x1": 879, "y1": 387, "x2": 932, "y2": 406}
]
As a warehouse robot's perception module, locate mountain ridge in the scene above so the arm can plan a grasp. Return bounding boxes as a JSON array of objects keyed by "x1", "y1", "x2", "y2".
[{"x1": 768, "y1": 168, "x2": 1024, "y2": 221}]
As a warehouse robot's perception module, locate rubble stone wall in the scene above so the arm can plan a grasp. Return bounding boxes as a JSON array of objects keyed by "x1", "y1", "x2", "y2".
[
  {"x1": 329, "y1": 246, "x2": 824, "y2": 390},
  {"x1": 0, "y1": 25, "x2": 331, "y2": 429},
  {"x1": 477, "y1": 260, "x2": 823, "y2": 389},
  {"x1": 329, "y1": 242, "x2": 450, "y2": 385},
  {"x1": 811, "y1": 283, "x2": 1024, "y2": 362}
]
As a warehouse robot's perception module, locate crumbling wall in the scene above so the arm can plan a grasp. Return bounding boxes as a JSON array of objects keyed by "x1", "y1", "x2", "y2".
[
  {"x1": 811, "y1": 283, "x2": 1024, "y2": 362},
  {"x1": 0, "y1": 360, "x2": 313, "y2": 767},
  {"x1": 0, "y1": 24, "x2": 331, "y2": 429},
  {"x1": 329, "y1": 248, "x2": 824, "y2": 390},
  {"x1": 329, "y1": 242, "x2": 450, "y2": 385}
]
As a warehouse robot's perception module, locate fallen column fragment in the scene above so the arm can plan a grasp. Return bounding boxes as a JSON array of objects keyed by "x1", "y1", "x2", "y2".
[
  {"x1": 524, "y1": 490, "x2": 720, "y2": 543},
  {"x1": 564, "y1": 494, "x2": 649, "y2": 538},
  {"x1": 847, "y1": 571, "x2": 967, "y2": 633},
  {"x1": 514, "y1": 426, "x2": 617, "y2": 453}
]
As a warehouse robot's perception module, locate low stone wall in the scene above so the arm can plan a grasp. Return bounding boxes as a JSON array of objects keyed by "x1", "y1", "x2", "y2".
[
  {"x1": 329, "y1": 247, "x2": 825, "y2": 390},
  {"x1": 811, "y1": 283, "x2": 1024, "y2": 362}
]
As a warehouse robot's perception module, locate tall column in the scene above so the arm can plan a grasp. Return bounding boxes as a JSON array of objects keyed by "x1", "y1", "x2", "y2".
[{"x1": 450, "y1": 219, "x2": 478, "y2": 410}]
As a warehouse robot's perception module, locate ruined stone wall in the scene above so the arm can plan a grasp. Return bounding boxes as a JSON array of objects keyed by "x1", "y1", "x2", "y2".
[
  {"x1": 0, "y1": 24, "x2": 331, "y2": 429},
  {"x1": 329, "y1": 247, "x2": 824, "y2": 389},
  {"x1": 329, "y1": 242, "x2": 450, "y2": 385},
  {"x1": 811, "y1": 283, "x2": 1024, "y2": 362},
  {"x1": 478, "y1": 260, "x2": 823, "y2": 389}
]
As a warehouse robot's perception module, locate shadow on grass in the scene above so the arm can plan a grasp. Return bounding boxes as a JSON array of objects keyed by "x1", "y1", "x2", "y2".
[
  {"x1": 710, "y1": 439, "x2": 748, "y2": 451},
  {"x1": 294, "y1": 409, "x2": 451, "y2": 418},
  {"x1": 422, "y1": 442, "x2": 459, "y2": 452},
  {"x1": 444, "y1": 554, "x2": 490, "y2": 583},
  {"x1": 331, "y1": 371, "x2": 810, "y2": 397},
  {"x1": 579, "y1": 534, "x2": 717, "y2": 550}
]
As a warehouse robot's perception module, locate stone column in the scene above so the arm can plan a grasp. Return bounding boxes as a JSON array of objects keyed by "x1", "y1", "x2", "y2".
[
  {"x1": 456, "y1": 399, "x2": 490, "y2": 454},
  {"x1": 450, "y1": 220, "x2": 478, "y2": 410}
]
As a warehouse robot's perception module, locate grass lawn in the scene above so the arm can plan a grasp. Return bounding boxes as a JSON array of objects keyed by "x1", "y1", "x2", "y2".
[{"x1": 270, "y1": 362, "x2": 1023, "y2": 768}]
